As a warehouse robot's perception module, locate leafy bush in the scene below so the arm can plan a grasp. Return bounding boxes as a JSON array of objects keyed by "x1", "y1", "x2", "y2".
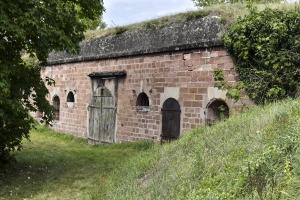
[{"x1": 224, "y1": 7, "x2": 300, "y2": 104}]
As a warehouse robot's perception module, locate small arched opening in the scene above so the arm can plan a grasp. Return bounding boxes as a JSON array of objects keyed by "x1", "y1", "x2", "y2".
[
  {"x1": 52, "y1": 96, "x2": 60, "y2": 121},
  {"x1": 67, "y1": 91, "x2": 75, "y2": 103},
  {"x1": 136, "y1": 92, "x2": 150, "y2": 112},
  {"x1": 206, "y1": 99, "x2": 229, "y2": 125},
  {"x1": 161, "y1": 98, "x2": 181, "y2": 141}
]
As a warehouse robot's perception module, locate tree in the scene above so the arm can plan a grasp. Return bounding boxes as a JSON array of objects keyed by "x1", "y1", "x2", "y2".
[{"x1": 0, "y1": 0, "x2": 104, "y2": 162}]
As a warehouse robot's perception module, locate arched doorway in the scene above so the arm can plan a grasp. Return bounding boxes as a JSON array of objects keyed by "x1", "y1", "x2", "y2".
[
  {"x1": 88, "y1": 87, "x2": 116, "y2": 143},
  {"x1": 161, "y1": 98, "x2": 181, "y2": 140},
  {"x1": 206, "y1": 99, "x2": 229, "y2": 125}
]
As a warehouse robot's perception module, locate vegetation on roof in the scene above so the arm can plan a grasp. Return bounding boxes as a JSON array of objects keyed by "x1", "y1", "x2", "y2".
[
  {"x1": 84, "y1": 9, "x2": 210, "y2": 40},
  {"x1": 84, "y1": 2, "x2": 299, "y2": 40}
]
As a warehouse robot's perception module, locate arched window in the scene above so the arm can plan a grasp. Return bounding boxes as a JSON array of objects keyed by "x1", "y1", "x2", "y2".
[
  {"x1": 52, "y1": 96, "x2": 60, "y2": 120},
  {"x1": 136, "y1": 92, "x2": 150, "y2": 111},
  {"x1": 67, "y1": 91, "x2": 75, "y2": 103},
  {"x1": 206, "y1": 99, "x2": 229, "y2": 125}
]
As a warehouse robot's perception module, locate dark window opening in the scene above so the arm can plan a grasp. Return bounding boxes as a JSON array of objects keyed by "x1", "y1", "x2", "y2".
[
  {"x1": 206, "y1": 99, "x2": 229, "y2": 125},
  {"x1": 136, "y1": 92, "x2": 150, "y2": 111},
  {"x1": 67, "y1": 91, "x2": 75, "y2": 103},
  {"x1": 53, "y1": 96, "x2": 60, "y2": 121}
]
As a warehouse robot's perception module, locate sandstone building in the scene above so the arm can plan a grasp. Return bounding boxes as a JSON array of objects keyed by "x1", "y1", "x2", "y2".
[{"x1": 43, "y1": 16, "x2": 248, "y2": 143}]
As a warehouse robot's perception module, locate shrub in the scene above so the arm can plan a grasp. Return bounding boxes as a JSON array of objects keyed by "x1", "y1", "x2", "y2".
[{"x1": 224, "y1": 7, "x2": 300, "y2": 104}]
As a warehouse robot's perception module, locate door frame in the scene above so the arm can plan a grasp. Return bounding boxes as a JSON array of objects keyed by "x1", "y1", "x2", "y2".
[
  {"x1": 86, "y1": 71, "x2": 127, "y2": 144},
  {"x1": 88, "y1": 85, "x2": 116, "y2": 143}
]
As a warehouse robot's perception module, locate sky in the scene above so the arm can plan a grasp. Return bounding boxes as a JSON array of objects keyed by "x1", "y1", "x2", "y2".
[{"x1": 103, "y1": 0, "x2": 197, "y2": 27}]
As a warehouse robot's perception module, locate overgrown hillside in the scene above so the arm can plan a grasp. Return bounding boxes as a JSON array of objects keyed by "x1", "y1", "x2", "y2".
[
  {"x1": 103, "y1": 99, "x2": 300, "y2": 200},
  {"x1": 1, "y1": 100, "x2": 300, "y2": 199}
]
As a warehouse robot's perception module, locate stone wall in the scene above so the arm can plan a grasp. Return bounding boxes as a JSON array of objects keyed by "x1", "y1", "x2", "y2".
[{"x1": 42, "y1": 47, "x2": 248, "y2": 142}]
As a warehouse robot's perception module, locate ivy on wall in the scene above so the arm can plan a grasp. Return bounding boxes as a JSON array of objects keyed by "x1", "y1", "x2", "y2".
[{"x1": 222, "y1": 7, "x2": 300, "y2": 104}]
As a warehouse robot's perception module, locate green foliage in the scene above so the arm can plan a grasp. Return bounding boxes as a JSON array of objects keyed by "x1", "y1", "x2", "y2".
[
  {"x1": 192, "y1": 0, "x2": 236, "y2": 7},
  {"x1": 80, "y1": 17, "x2": 105, "y2": 30},
  {"x1": 242, "y1": 110, "x2": 300, "y2": 199},
  {"x1": 224, "y1": 7, "x2": 300, "y2": 104},
  {"x1": 213, "y1": 68, "x2": 245, "y2": 101},
  {"x1": 192, "y1": 0, "x2": 280, "y2": 7},
  {"x1": 0, "y1": 126, "x2": 152, "y2": 199},
  {"x1": 75, "y1": 4, "x2": 105, "y2": 30},
  {"x1": 0, "y1": 0, "x2": 104, "y2": 162}
]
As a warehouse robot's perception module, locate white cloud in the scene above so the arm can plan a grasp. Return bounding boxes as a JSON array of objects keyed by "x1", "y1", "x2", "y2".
[{"x1": 103, "y1": 0, "x2": 196, "y2": 26}]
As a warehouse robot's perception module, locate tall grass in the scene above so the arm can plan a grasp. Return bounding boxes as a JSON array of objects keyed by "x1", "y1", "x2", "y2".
[
  {"x1": 103, "y1": 99, "x2": 300, "y2": 199},
  {"x1": 1, "y1": 100, "x2": 300, "y2": 199}
]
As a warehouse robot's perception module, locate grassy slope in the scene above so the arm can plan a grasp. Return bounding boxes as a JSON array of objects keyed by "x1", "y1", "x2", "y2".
[
  {"x1": 104, "y1": 99, "x2": 300, "y2": 200},
  {"x1": 0, "y1": 127, "x2": 153, "y2": 200},
  {"x1": 85, "y1": 2, "x2": 299, "y2": 40},
  {"x1": 1, "y1": 100, "x2": 300, "y2": 199}
]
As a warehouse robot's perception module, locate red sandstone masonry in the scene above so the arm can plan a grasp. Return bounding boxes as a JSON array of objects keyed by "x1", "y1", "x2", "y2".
[{"x1": 42, "y1": 47, "x2": 244, "y2": 142}]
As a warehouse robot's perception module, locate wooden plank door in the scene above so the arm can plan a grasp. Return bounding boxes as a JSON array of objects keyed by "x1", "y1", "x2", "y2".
[
  {"x1": 161, "y1": 98, "x2": 181, "y2": 140},
  {"x1": 88, "y1": 87, "x2": 116, "y2": 143}
]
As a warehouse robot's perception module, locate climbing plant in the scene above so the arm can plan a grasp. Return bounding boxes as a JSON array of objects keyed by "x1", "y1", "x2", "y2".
[{"x1": 223, "y1": 7, "x2": 300, "y2": 104}]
